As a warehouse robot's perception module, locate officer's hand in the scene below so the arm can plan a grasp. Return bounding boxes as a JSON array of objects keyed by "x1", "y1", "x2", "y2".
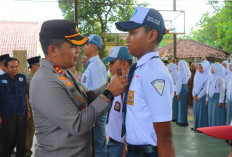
[
  {"x1": 27, "y1": 111, "x2": 32, "y2": 120},
  {"x1": 107, "y1": 75, "x2": 129, "y2": 96},
  {"x1": 218, "y1": 103, "x2": 223, "y2": 108}
]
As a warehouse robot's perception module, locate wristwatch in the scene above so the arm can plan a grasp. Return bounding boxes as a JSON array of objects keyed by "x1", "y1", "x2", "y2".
[{"x1": 102, "y1": 89, "x2": 114, "y2": 102}]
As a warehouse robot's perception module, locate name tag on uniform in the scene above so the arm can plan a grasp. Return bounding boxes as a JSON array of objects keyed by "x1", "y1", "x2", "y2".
[
  {"x1": 151, "y1": 79, "x2": 165, "y2": 96},
  {"x1": 114, "y1": 101, "x2": 121, "y2": 112},
  {"x1": 1, "y1": 80, "x2": 8, "y2": 84},
  {"x1": 127, "y1": 90, "x2": 134, "y2": 106}
]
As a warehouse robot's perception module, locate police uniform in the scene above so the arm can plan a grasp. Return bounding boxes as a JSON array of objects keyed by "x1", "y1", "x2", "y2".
[
  {"x1": 125, "y1": 52, "x2": 174, "y2": 147},
  {"x1": 30, "y1": 20, "x2": 111, "y2": 157},
  {"x1": 25, "y1": 56, "x2": 40, "y2": 157},
  {"x1": 0, "y1": 73, "x2": 28, "y2": 157}
]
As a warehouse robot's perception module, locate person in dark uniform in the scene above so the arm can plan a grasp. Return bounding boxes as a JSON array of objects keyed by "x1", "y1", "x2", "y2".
[
  {"x1": 0, "y1": 57, "x2": 31, "y2": 157},
  {"x1": 25, "y1": 56, "x2": 40, "y2": 157}
]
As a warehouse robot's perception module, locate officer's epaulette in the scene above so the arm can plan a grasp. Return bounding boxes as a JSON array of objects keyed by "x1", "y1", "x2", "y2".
[{"x1": 53, "y1": 65, "x2": 63, "y2": 74}]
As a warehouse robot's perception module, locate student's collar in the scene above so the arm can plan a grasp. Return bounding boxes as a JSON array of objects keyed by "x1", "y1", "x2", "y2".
[
  {"x1": 136, "y1": 52, "x2": 159, "y2": 67},
  {"x1": 89, "y1": 55, "x2": 99, "y2": 62}
]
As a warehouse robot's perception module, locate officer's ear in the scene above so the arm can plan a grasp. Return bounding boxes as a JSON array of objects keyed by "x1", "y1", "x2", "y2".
[{"x1": 47, "y1": 45, "x2": 58, "y2": 58}]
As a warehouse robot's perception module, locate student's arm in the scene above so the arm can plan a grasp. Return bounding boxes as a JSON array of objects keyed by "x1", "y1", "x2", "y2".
[
  {"x1": 153, "y1": 121, "x2": 175, "y2": 157},
  {"x1": 219, "y1": 78, "x2": 226, "y2": 104}
]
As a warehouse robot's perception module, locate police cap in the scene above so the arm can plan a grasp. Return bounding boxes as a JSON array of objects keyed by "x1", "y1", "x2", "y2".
[{"x1": 0, "y1": 54, "x2": 10, "y2": 62}]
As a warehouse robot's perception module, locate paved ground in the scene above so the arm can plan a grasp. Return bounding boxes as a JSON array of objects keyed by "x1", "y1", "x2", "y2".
[{"x1": 12, "y1": 105, "x2": 230, "y2": 157}]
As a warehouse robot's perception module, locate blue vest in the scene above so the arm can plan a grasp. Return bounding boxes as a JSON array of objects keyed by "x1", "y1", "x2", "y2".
[{"x1": 0, "y1": 73, "x2": 27, "y2": 118}]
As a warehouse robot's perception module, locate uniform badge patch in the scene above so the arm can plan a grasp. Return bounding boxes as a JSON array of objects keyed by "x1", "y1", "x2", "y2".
[
  {"x1": 19, "y1": 77, "x2": 24, "y2": 82},
  {"x1": 53, "y1": 65, "x2": 63, "y2": 74},
  {"x1": 127, "y1": 90, "x2": 134, "y2": 106},
  {"x1": 82, "y1": 76, "x2": 86, "y2": 83},
  {"x1": 151, "y1": 79, "x2": 165, "y2": 96},
  {"x1": 114, "y1": 101, "x2": 121, "y2": 112},
  {"x1": 66, "y1": 81, "x2": 72, "y2": 86},
  {"x1": 1, "y1": 80, "x2": 8, "y2": 83}
]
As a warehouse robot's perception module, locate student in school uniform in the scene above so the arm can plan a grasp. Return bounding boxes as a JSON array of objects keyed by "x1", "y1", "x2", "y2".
[
  {"x1": 206, "y1": 63, "x2": 226, "y2": 126},
  {"x1": 176, "y1": 60, "x2": 191, "y2": 126},
  {"x1": 222, "y1": 60, "x2": 229, "y2": 85},
  {"x1": 226, "y1": 62, "x2": 232, "y2": 125},
  {"x1": 192, "y1": 60, "x2": 210, "y2": 130},
  {"x1": 168, "y1": 63, "x2": 179, "y2": 122}
]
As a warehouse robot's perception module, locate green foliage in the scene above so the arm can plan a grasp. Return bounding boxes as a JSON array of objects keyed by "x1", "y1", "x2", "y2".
[
  {"x1": 159, "y1": 34, "x2": 174, "y2": 48},
  {"x1": 189, "y1": 0, "x2": 232, "y2": 53}
]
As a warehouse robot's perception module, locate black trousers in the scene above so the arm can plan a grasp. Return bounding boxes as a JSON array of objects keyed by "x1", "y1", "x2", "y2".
[{"x1": 1, "y1": 115, "x2": 26, "y2": 157}]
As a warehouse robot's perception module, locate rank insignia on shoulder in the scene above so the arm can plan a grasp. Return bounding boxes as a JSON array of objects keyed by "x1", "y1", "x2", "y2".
[
  {"x1": 78, "y1": 96, "x2": 83, "y2": 102},
  {"x1": 127, "y1": 90, "x2": 134, "y2": 106},
  {"x1": 53, "y1": 65, "x2": 63, "y2": 74},
  {"x1": 151, "y1": 79, "x2": 165, "y2": 96},
  {"x1": 114, "y1": 101, "x2": 121, "y2": 112},
  {"x1": 66, "y1": 81, "x2": 72, "y2": 86},
  {"x1": 60, "y1": 76, "x2": 67, "y2": 81}
]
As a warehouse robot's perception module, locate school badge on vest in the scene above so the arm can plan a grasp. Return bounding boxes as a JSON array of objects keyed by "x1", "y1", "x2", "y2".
[
  {"x1": 114, "y1": 101, "x2": 121, "y2": 112},
  {"x1": 19, "y1": 77, "x2": 24, "y2": 82},
  {"x1": 127, "y1": 90, "x2": 134, "y2": 106},
  {"x1": 151, "y1": 79, "x2": 165, "y2": 96}
]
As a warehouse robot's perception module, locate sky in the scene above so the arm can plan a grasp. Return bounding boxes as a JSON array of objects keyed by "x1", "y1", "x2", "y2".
[{"x1": 0, "y1": 0, "x2": 216, "y2": 34}]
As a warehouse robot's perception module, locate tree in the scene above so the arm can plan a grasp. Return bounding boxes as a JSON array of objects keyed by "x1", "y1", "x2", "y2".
[
  {"x1": 189, "y1": 0, "x2": 232, "y2": 53},
  {"x1": 58, "y1": 0, "x2": 146, "y2": 58}
]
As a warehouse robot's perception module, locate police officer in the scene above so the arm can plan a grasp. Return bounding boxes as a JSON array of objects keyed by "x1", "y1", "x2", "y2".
[
  {"x1": 102, "y1": 46, "x2": 132, "y2": 157},
  {"x1": 115, "y1": 7, "x2": 175, "y2": 157},
  {"x1": 25, "y1": 56, "x2": 40, "y2": 157},
  {"x1": 0, "y1": 54, "x2": 10, "y2": 75},
  {"x1": 0, "y1": 57, "x2": 31, "y2": 157},
  {"x1": 81, "y1": 34, "x2": 107, "y2": 157},
  {"x1": 29, "y1": 19, "x2": 129, "y2": 157}
]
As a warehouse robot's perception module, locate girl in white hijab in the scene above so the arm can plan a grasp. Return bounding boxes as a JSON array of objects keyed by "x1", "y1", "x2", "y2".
[
  {"x1": 226, "y1": 62, "x2": 232, "y2": 125},
  {"x1": 168, "y1": 63, "x2": 178, "y2": 121},
  {"x1": 176, "y1": 60, "x2": 191, "y2": 126},
  {"x1": 206, "y1": 63, "x2": 226, "y2": 126},
  {"x1": 192, "y1": 60, "x2": 210, "y2": 130},
  {"x1": 222, "y1": 60, "x2": 229, "y2": 85}
]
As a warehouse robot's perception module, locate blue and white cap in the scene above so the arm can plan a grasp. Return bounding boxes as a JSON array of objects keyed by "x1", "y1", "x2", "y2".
[
  {"x1": 115, "y1": 7, "x2": 166, "y2": 35},
  {"x1": 102, "y1": 46, "x2": 132, "y2": 62},
  {"x1": 87, "y1": 34, "x2": 102, "y2": 49}
]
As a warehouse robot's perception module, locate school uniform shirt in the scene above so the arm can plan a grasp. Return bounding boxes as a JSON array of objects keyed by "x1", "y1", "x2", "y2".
[
  {"x1": 125, "y1": 52, "x2": 175, "y2": 146},
  {"x1": 167, "y1": 63, "x2": 178, "y2": 91},
  {"x1": 106, "y1": 95, "x2": 124, "y2": 143},
  {"x1": 0, "y1": 69, "x2": 5, "y2": 75},
  {"x1": 81, "y1": 55, "x2": 107, "y2": 90}
]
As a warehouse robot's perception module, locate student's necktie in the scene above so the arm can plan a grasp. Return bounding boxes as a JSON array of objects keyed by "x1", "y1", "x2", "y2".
[
  {"x1": 83, "y1": 61, "x2": 90, "y2": 73},
  {"x1": 121, "y1": 63, "x2": 137, "y2": 137}
]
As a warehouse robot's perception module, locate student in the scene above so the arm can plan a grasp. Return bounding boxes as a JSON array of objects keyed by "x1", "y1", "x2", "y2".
[
  {"x1": 176, "y1": 60, "x2": 191, "y2": 126},
  {"x1": 168, "y1": 63, "x2": 179, "y2": 122},
  {"x1": 206, "y1": 63, "x2": 226, "y2": 126},
  {"x1": 115, "y1": 6, "x2": 175, "y2": 157},
  {"x1": 222, "y1": 60, "x2": 229, "y2": 85},
  {"x1": 226, "y1": 63, "x2": 232, "y2": 125},
  {"x1": 192, "y1": 60, "x2": 210, "y2": 130}
]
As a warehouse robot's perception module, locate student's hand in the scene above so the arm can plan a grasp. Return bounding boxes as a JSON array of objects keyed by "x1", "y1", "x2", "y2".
[
  {"x1": 195, "y1": 97, "x2": 200, "y2": 101},
  {"x1": 177, "y1": 95, "x2": 180, "y2": 101},
  {"x1": 225, "y1": 103, "x2": 227, "y2": 109},
  {"x1": 218, "y1": 103, "x2": 223, "y2": 108},
  {"x1": 205, "y1": 101, "x2": 208, "y2": 106},
  {"x1": 27, "y1": 110, "x2": 32, "y2": 120},
  {"x1": 0, "y1": 116, "x2": 2, "y2": 125},
  {"x1": 107, "y1": 74, "x2": 129, "y2": 97}
]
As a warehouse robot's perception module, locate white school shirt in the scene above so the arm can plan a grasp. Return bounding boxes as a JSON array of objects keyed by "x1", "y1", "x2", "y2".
[
  {"x1": 125, "y1": 52, "x2": 174, "y2": 146},
  {"x1": 206, "y1": 77, "x2": 225, "y2": 103},
  {"x1": 0, "y1": 69, "x2": 5, "y2": 75},
  {"x1": 81, "y1": 55, "x2": 107, "y2": 90},
  {"x1": 106, "y1": 95, "x2": 124, "y2": 143}
]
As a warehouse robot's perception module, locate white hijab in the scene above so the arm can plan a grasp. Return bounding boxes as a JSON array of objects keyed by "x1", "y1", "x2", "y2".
[
  {"x1": 208, "y1": 63, "x2": 223, "y2": 97},
  {"x1": 193, "y1": 60, "x2": 210, "y2": 96},
  {"x1": 167, "y1": 63, "x2": 178, "y2": 84},
  {"x1": 226, "y1": 63, "x2": 232, "y2": 100},
  {"x1": 178, "y1": 60, "x2": 191, "y2": 81},
  {"x1": 222, "y1": 60, "x2": 229, "y2": 78}
]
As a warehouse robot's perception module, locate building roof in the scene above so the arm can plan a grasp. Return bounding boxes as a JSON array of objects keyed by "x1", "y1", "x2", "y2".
[
  {"x1": 158, "y1": 39, "x2": 229, "y2": 60},
  {"x1": 0, "y1": 21, "x2": 42, "y2": 58}
]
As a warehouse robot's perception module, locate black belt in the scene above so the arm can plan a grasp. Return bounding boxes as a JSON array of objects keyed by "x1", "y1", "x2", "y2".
[
  {"x1": 109, "y1": 137, "x2": 121, "y2": 144},
  {"x1": 127, "y1": 144, "x2": 157, "y2": 154}
]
